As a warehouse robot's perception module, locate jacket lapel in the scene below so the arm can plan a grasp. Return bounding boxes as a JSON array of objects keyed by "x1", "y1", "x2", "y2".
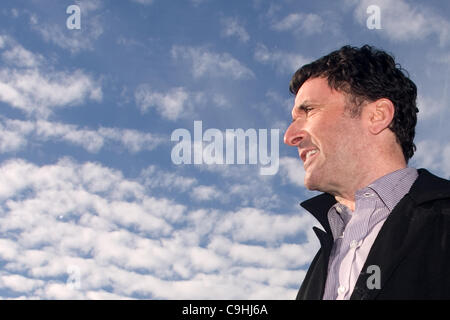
[
  {"x1": 300, "y1": 193, "x2": 336, "y2": 235},
  {"x1": 299, "y1": 193, "x2": 336, "y2": 299},
  {"x1": 311, "y1": 226, "x2": 333, "y2": 298}
]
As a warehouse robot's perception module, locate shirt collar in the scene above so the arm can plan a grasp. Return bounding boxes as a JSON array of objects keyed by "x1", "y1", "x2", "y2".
[
  {"x1": 301, "y1": 168, "x2": 450, "y2": 238},
  {"x1": 365, "y1": 167, "x2": 418, "y2": 212}
]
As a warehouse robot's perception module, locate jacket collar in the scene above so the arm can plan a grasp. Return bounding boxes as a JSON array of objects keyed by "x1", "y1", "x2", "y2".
[
  {"x1": 300, "y1": 193, "x2": 336, "y2": 235},
  {"x1": 409, "y1": 168, "x2": 450, "y2": 204},
  {"x1": 299, "y1": 168, "x2": 450, "y2": 233}
]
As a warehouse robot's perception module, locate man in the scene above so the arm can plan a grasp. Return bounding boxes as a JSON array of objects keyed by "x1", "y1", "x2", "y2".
[{"x1": 284, "y1": 45, "x2": 450, "y2": 300}]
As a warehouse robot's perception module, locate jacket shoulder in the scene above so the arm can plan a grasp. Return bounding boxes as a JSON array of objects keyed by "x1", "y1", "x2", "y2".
[{"x1": 411, "y1": 169, "x2": 450, "y2": 205}]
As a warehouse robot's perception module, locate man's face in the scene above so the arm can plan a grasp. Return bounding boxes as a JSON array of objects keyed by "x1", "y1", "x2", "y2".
[{"x1": 284, "y1": 77, "x2": 366, "y2": 194}]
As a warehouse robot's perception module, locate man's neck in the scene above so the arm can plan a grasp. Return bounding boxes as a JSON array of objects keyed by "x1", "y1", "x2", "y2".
[{"x1": 333, "y1": 163, "x2": 407, "y2": 212}]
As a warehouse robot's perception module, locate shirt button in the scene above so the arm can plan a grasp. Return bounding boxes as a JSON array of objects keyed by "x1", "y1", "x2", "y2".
[
  {"x1": 350, "y1": 240, "x2": 358, "y2": 248},
  {"x1": 336, "y1": 206, "x2": 342, "y2": 213},
  {"x1": 338, "y1": 285, "x2": 346, "y2": 294},
  {"x1": 364, "y1": 192, "x2": 372, "y2": 197}
]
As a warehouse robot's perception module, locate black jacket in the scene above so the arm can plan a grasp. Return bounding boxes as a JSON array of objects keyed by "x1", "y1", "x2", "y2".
[{"x1": 296, "y1": 169, "x2": 450, "y2": 300}]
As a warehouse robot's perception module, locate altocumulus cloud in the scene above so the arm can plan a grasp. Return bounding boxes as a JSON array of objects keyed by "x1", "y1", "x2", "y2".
[
  {"x1": 0, "y1": 35, "x2": 102, "y2": 118},
  {"x1": 221, "y1": 17, "x2": 250, "y2": 43},
  {"x1": 350, "y1": 0, "x2": 450, "y2": 46},
  {"x1": 134, "y1": 84, "x2": 230, "y2": 120},
  {"x1": 134, "y1": 85, "x2": 201, "y2": 121},
  {"x1": 0, "y1": 158, "x2": 318, "y2": 299},
  {"x1": 272, "y1": 12, "x2": 325, "y2": 35},
  {"x1": 254, "y1": 44, "x2": 311, "y2": 74},
  {"x1": 171, "y1": 45, "x2": 255, "y2": 80},
  {"x1": 31, "y1": 0, "x2": 105, "y2": 53},
  {"x1": 0, "y1": 117, "x2": 165, "y2": 154}
]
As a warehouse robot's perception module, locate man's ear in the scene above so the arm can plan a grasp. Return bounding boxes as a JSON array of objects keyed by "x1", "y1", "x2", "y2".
[{"x1": 366, "y1": 98, "x2": 395, "y2": 135}]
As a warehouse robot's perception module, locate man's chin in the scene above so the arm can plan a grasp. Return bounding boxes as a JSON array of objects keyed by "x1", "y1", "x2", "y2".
[
  {"x1": 303, "y1": 175, "x2": 318, "y2": 191},
  {"x1": 304, "y1": 168, "x2": 327, "y2": 191}
]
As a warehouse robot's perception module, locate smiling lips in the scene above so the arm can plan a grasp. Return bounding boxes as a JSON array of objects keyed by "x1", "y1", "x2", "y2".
[{"x1": 300, "y1": 148, "x2": 319, "y2": 168}]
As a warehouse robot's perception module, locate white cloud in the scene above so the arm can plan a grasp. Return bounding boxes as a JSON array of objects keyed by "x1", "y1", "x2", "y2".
[
  {"x1": 272, "y1": 13, "x2": 325, "y2": 35},
  {"x1": 29, "y1": 14, "x2": 38, "y2": 25},
  {"x1": 116, "y1": 36, "x2": 144, "y2": 48},
  {"x1": 254, "y1": 43, "x2": 310, "y2": 74},
  {"x1": 0, "y1": 36, "x2": 43, "y2": 68},
  {"x1": 221, "y1": 17, "x2": 250, "y2": 43},
  {"x1": 0, "y1": 68, "x2": 102, "y2": 118},
  {"x1": 238, "y1": 267, "x2": 306, "y2": 288},
  {"x1": 190, "y1": 0, "x2": 210, "y2": 6},
  {"x1": 191, "y1": 185, "x2": 221, "y2": 201},
  {"x1": 0, "y1": 118, "x2": 34, "y2": 153},
  {"x1": 0, "y1": 158, "x2": 317, "y2": 299},
  {"x1": 443, "y1": 145, "x2": 450, "y2": 178},
  {"x1": 140, "y1": 165, "x2": 197, "y2": 192},
  {"x1": 189, "y1": 247, "x2": 226, "y2": 272},
  {"x1": 36, "y1": 120, "x2": 105, "y2": 153},
  {"x1": 412, "y1": 140, "x2": 450, "y2": 178},
  {"x1": 266, "y1": 89, "x2": 293, "y2": 112},
  {"x1": 0, "y1": 273, "x2": 45, "y2": 293},
  {"x1": 208, "y1": 233, "x2": 317, "y2": 270},
  {"x1": 134, "y1": 85, "x2": 226, "y2": 120},
  {"x1": 130, "y1": 0, "x2": 154, "y2": 5},
  {"x1": 350, "y1": 0, "x2": 450, "y2": 45},
  {"x1": 433, "y1": 53, "x2": 450, "y2": 65},
  {"x1": 417, "y1": 95, "x2": 446, "y2": 121},
  {"x1": 0, "y1": 117, "x2": 164, "y2": 154},
  {"x1": 76, "y1": 0, "x2": 103, "y2": 12},
  {"x1": 135, "y1": 85, "x2": 192, "y2": 120},
  {"x1": 227, "y1": 242, "x2": 308, "y2": 268},
  {"x1": 215, "y1": 207, "x2": 315, "y2": 244},
  {"x1": 171, "y1": 45, "x2": 255, "y2": 80},
  {"x1": 211, "y1": 93, "x2": 231, "y2": 109},
  {"x1": 190, "y1": 163, "x2": 282, "y2": 209},
  {"x1": 31, "y1": 0, "x2": 104, "y2": 53},
  {"x1": 11, "y1": 8, "x2": 19, "y2": 18},
  {"x1": 98, "y1": 127, "x2": 164, "y2": 153},
  {"x1": 0, "y1": 35, "x2": 102, "y2": 118},
  {"x1": 279, "y1": 156, "x2": 305, "y2": 187}
]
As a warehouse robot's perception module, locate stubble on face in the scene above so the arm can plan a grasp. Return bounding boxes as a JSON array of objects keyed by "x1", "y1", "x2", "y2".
[
  {"x1": 302, "y1": 111, "x2": 359, "y2": 193},
  {"x1": 292, "y1": 78, "x2": 366, "y2": 197}
]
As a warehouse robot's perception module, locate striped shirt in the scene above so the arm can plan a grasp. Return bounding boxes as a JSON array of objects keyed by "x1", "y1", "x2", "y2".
[{"x1": 322, "y1": 167, "x2": 418, "y2": 300}]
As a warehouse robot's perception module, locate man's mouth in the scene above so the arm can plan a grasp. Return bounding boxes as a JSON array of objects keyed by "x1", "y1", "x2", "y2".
[{"x1": 303, "y1": 149, "x2": 319, "y2": 168}]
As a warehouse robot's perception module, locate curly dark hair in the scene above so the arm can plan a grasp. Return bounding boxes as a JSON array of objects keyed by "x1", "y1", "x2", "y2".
[{"x1": 289, "y1": 45, "x2": 418, "y2": 162}]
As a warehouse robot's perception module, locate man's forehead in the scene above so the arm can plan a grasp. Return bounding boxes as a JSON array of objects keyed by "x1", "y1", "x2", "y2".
[
  {"x1": 293, "y1": 97, "x2": 320, "y2": 108},
  {"x1": 296, "y1": 77, "x2": 329, "y2": 97},
  {"x1": 293, "y1": 77, "x2": 341, "y2": 108}
]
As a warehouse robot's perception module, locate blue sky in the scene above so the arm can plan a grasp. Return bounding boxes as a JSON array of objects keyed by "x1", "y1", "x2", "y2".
[{"x1": 0, "y1": 0, "x2": 449, "y2": 299}]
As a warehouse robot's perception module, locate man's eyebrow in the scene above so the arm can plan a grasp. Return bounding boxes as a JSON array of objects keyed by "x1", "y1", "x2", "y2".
[
  {"x1": 291, "y1": 101, "x2": 320, "y2": 122},
  {"x1": 295, "y1": 100, "x2": 318, "y2": 110}
]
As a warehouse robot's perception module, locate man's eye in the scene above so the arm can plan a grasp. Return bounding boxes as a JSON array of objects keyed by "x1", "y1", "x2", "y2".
[{"x1": 302, "y1": 107, "x2": 313, "y2": 114}]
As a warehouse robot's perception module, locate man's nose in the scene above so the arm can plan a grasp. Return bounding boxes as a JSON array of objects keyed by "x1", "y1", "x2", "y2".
[{"x1": 284, "y1": 121, "x2": 305, "y2": 146}]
